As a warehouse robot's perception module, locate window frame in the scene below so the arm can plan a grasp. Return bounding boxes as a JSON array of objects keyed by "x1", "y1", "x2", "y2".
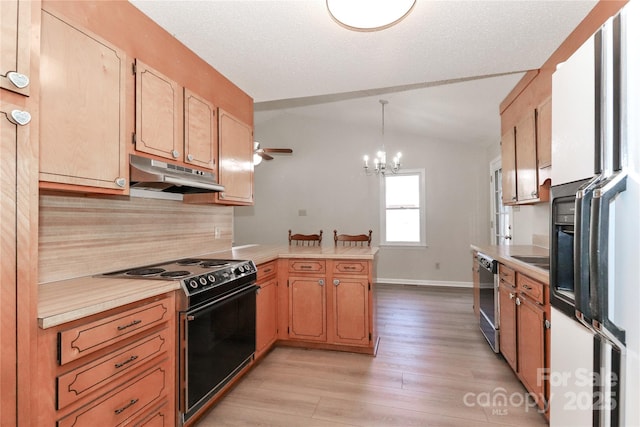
[{"x1": 379, "y1": 168, "x2": 427, "y2": 247}]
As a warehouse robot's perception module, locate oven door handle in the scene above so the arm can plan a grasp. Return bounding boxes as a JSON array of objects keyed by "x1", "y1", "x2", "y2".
[{"x1": 185, "y1": 284, "x2": 258, "y2": 318}]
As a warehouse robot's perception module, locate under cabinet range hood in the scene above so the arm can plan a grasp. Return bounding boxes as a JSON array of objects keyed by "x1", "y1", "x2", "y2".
[{"x1": 129, "y1": 154, "x2": 224, "y2": 194}]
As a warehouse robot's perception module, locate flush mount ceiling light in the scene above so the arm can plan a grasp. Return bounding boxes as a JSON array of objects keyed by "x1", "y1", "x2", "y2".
[{"x1": 327, "y1": 0, "x2": 416, "y2": 31}]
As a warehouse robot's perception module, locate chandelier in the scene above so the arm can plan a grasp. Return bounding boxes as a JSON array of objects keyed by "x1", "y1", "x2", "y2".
[
  {"x1": 363, "y1": 100, "x2": 401, "y2": 175},
  {"x1": 326, "y1": 0, "x2": 416, "y2": 32}
]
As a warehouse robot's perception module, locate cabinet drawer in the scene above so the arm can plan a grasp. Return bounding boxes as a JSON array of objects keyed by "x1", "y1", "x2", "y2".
[
  {"x1": 518, "y1": 274, "x2": 544, "y2": 305},
  {"x1": 128, "y1": 399, "x2": 170, "y2": 427},
  {"x1": 332, "y1": 260, "x2": 368, "y2": 275},
  {"x1": 58, "y1": 300, "x2": 170, "y2": 365},
  {"x1": 289, "y1": 259, "x2": 325, "y2": 273},
  {"x1": 257, "y1": 260, "x2": 277, "y2": 281},
  {"x1": 57, "y1": 362, "x2": 169, "y2": 427},
  {"x1": 57, "y1": 328, "x2": 170, "y2": 410},
  {"x1": 499, "y1": 264, "x2": 515, "y2": 285}
]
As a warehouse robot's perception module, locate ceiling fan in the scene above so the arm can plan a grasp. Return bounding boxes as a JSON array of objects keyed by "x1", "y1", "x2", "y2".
[{"x1": 253, "y1": 141, "x2": 293, "y2": 164}]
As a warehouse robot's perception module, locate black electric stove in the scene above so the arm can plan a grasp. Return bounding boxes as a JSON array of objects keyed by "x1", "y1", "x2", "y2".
[{"x1": 101, "y1": 258, "x2": 257, "y2": 308}]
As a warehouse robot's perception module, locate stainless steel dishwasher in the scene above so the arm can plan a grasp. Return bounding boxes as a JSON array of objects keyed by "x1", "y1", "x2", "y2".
[{"x1": 477, "y1": 252, "x2": 499, "y2": 352}]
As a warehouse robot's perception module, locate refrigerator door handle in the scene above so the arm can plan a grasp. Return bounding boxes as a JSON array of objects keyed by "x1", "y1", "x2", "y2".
[
  {"x1": 574, "y1": 176, "x2": 601, "y2": 321},
  {"x1": 589, "y1": 171, "x2": 627, "y2": 345}
]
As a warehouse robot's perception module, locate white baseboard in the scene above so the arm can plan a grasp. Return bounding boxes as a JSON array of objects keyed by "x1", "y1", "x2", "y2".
[{"x1": 375, "y1": 278, "x2": 472, "y2": 288}]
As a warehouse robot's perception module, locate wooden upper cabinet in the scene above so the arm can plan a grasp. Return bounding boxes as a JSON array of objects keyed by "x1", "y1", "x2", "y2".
[
  {"x1": 501, "y1": 127, "x2": 517, "y2": 205},
  {"x1": 217, "y1": 108, "x2": 254, "y2": 205},
  {"x1": 135, "y1": 60, "x2": 182, "y2": 161},
  {"x1": 515, "y1": 110, "x2": 539, "y2": 202},
  {"x1": 1, "y1": 0, "x2": 31, "y2": 96},
  {"x1": 536, "y1": 98, "x2": 552, "y2": 169},
  {"x1": 39, "y1": 9, "x2": 127, "y2": 192},
  {"x1": 184, "y1": 88, "x2": 217, "y2": 170}
]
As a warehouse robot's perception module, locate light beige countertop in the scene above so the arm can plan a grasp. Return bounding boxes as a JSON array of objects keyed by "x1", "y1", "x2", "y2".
[
  {"x1": 470, "y1": 244, "x2": 549, "y2": 284},
  {"x1": 38, "y1": 244, "x2": 379, "y2": 329}
]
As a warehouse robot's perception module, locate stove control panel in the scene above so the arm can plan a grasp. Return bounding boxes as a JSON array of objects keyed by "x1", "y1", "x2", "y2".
[{"x1": 183, "y1": 261, "x2": 256, "y2": 294}]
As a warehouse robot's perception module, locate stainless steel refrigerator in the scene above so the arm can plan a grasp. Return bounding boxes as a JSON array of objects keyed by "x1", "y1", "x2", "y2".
[{"x1": 549, "y1": 2, "x2": 639, "y2": 426}]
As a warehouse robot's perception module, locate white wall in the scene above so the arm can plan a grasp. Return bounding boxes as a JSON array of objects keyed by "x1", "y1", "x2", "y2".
[{"x1": 234, "y1": 111, "x2": 491, "y2": 284}]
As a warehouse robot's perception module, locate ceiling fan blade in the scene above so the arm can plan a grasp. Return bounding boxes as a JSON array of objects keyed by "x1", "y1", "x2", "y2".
[
  {"x1": 261, "y1": 148, "x2": 293, "y2": 154},
  {"x1": 258, "y1": 151, "x2": 274, "y2": 160}
]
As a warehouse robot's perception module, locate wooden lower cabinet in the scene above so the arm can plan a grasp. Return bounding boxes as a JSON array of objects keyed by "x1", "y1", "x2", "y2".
[
  {"x1": 36, "y1": 294, "x2": 176, "y2": 426},
  {"x1": 330, "y1": 276, "x2": 369, "y2": 346},
  {"x1": 497, "y1": 264, "x2": 548, "y2": 413},
  {"x1": 255, "y1": 261, "x2": 278, "y2": 359},
  {"x1": 288, "y1": 275, "x2": 327, "y2": 342},
  {"x1": 498, "y1": 281, "x2": 518, "y2": 371},
  {"x1": 280, "y1": 258, "x2": 376, "y2": 353},
  {"x1": 517, "y1": 294, "x2": 546, "y2": 405}
]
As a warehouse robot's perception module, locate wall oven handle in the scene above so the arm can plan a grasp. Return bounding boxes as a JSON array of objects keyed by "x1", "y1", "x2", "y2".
[
  {"x1": 589, "y1": 171, "x2": 627, "y2": 345},
  {"x1": 574, "y1": 176, "x2": 601, "y2": 321}
]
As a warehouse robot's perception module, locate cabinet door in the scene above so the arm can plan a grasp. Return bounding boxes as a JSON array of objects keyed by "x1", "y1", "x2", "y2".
[
  {"x1": 536, "y1": 98, "x2": 552, "y2": 169},
  {"x1": 1, "y1": 0, "x2": 31, "y2": 96},
  {"x1": 40, "y1": 10, "x2": 127, "y2": 191},
  {"x1": 288, "y1": 276, "x2": 326, "y2": 342},
  {"x1": 0, "y1": 99, "x2": 25, "y2": 424},
  {"x1": 331, "y1": 277, "x2": 369, "y2": 346},
  {"x1": 498, "y1": 284, "x2": 517, "y2": 371},
  {"x1": 256, "y1": 277, "x2": 278, "y2": 357},
  {"x1": 184, "y1": 88, "x2": 216, "y2": 170},
  {"x1": 217, "y1": 108, "x2": 254, "y2": 205},
  {"x1": 517, "y1": 296, "x2": 545, "y2": 408},
  {"x1": 135, "y1": 59, "x2": 182, "y2": 161},
  {"x1": 501, "y1": 127, "x2": 517, "y2": 205},
  {"x1": 515, "y1": 110, "x2": 539, "y2": 202}
]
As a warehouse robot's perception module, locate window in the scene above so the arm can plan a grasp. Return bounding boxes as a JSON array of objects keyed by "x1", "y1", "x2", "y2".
[{"x1": 380, "y1": 169, "x2": 426, "y2": 246}]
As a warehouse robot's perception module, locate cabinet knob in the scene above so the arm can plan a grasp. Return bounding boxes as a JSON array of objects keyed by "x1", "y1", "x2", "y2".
[
  {"x1": 545, "y1": 319, "x2": 551, "y2": 329},
  {"x1": 333, "y1": 279, "x2": 340, "y2": 286},
  {"x1": 256, "y1": 288, "x2": 261, "y2": 295},
  {"x1": 512, "y1": 196, "x2": 517, "y2": 201},
  {"x1": 114, "y1": 177, "x2": 126, "y2": 188},
  {"x1": 318, "y1": 279, "x2": 325, "y2": 286},
  {"x1": 219, "y1": 193, "x2": 225, "y2": 199},
  {"x1": 509, "y1": 292, "x2": 515, "y2": 300},
  {"x1": 187, "y1": 153, "x2": 194, "y2": 161},
  {"x1": 7, "y1": 72, "x2": 29, "y2": 89},
  {"x1": 515, "y1": 297, "x2": 521, "y2": 306},
  {"x1": 171, "y1": 149, "x2": 180, "y2": 158},
  {"x1": 7, "y1": 109, "x2": 31, "y2": 126},
  {"x1": 531, "y1": 190, "x2": 538, "y2": 197}
]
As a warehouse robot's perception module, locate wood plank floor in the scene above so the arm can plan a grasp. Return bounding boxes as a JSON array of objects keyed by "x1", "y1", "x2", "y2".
[{"x1": 196, "y1": 284, "x2": 548, "y2": 426}]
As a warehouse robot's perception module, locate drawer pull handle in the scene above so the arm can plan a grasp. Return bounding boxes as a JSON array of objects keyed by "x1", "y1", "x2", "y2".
[
  {"x1": 114, "y1": 355, "x2": 138, "y2": 369},
  {"x1": 300, "y1": 265, "x2": 312, "y2": 269},
  {"x1": 114, "y1": 398, "x2": 139, "y2": 415},
  {"x1": 264, "y1": 268, "x2": 272, "y2": 273},
  {"x1": 523, "y1": 285, "x2": 532, "y2": 290},
  {"x1": 117, "y1": 319, "x2": 142, "y2": 331},
  {"x1": 344, "y1": 266, "x2": 356, "y2": 270}
]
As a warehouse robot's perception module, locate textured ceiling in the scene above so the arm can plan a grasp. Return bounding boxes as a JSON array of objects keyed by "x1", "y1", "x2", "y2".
[{"x1": 130, "y1": 0, "x2": 597, "y2": 146}]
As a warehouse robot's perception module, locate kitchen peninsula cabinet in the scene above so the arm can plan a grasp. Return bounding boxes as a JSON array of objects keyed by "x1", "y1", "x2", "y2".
[
  {"x1": 39, "y1": 9, "x2": 128, "y2": 193},
  {"x1": 255, "y1": 261, "x2": 278, "y2": 359},
  {"x1": 329, "y1": 260, "x2": 371, "y2": 346},
  {"x1": 287, "y1": 259, "x2": 327, "y2": 342},
  {"x1": 36, "y1": 294, "x2": 176, "y2": 426},
  {"x1": 216, "y1": 109, "x2": 254, "y2": 205},
  {"x1": 1, "y1": 0, "x2": 31, "y2": 96},
  {"x1": 278, "y1": 256, "x2": 377, "y2": 354}
]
